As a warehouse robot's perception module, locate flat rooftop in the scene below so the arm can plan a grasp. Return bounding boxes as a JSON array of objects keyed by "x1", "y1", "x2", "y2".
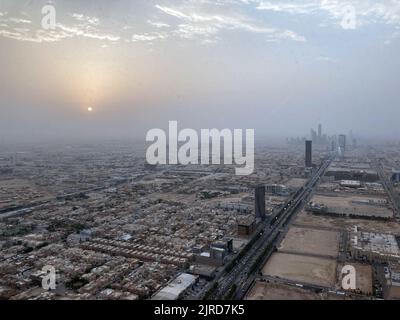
[
  {"x1": 152, "y1": 273, "x2": 198, "y2": 300},
  {"x1": 350, "y1": 230, "x2": 400, "y2": 258}
]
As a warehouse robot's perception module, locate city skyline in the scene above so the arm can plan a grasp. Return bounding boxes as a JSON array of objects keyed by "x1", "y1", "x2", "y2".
[{"x1": 2, "y1": 1, "x2": 400, "y2": 304}]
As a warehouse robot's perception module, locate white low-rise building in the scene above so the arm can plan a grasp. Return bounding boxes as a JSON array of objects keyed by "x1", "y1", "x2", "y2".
[{"x1": 152, "y1": 273, "x2": 198, "y2": 300}]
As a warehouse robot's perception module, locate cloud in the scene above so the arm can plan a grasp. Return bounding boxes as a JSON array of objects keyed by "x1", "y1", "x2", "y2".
[
  {"x1": 252, "y1": 0, "x2": 400, "y2": 31},
  {"x1": 131, "y1": 32, "x2": 168, "y2": 42},
  {"x1": 71, "y1": 13, "x2": 100, "y2": 26},
  {"x1": 8, "y1": 17, "x2": 31, "y2": 24},
  {"x1": 57, "y1": 23, "x2": 120, "y2": 41},
  {"x1": 0, "y1": 12, "x2": 120, "y2": 43},
  {"x1": 317, "y1": 55, "x2": 337, "y2": 63},
  {"x1": 254, "y1": 1, "x2": 317, "y2": 14},
  {"x1": 0, "y1": 2, "x2": 307, "y2": 45},
  {"x1": 384, "y1": 28, "x2": 400, "y2": 45},
  {"x1": 155, "y1": 3, "x2": 306, "y2": 43},
  {"x1": 8, "y1": 1, "x2": 400, "y2": 46},
  {"x1": 147, "y1": 20, "x2": 170, "y2": 28}
]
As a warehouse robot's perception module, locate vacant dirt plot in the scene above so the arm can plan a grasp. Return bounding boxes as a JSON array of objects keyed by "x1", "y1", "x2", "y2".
[
  {"x1": 295, "y1": 209, "x2": 400, "y2": 234},
  {"x1": 279, "y1": 226, "x2": 339, "y2": 258},
  {"x1": 310, "y1": 194, "x2": 393, "y2": 218},
  {"x1": 337, "y1": 263, "x2": 373, "y2": 295},
  {"x1": 262, "y1": 253, "x2": 337, "y2": 287},
  {"x1": 285, "y1": 178, "x2": 307, "y2": 189},
  {"x1": 246, "y1": 281, "x2": 324, "y2": 300}
]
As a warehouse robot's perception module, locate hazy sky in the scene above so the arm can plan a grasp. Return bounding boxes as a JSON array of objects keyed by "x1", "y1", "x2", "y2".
[{"x1": 1, "y1": 0, "x2": 400, "y2": 142}]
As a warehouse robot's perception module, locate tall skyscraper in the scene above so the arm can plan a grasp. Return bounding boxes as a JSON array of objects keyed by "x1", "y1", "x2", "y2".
[
  {"x1": 318, "y1": 124, "x2": 322, "y2": 139},
  {"x1": 255, "y1": 185, "x2": 266, "y2": 221},
  {"x1": 310, "y1": 129, "x2": 317, "y2": 142},
  {"x1": 10, "y1": 153, "x2": 16, "y2": 167},
  {"x1": 305, "y1": 140, "x2": 312, "y2": 167},
  {"x1": 339, "y1": 134, "x2": 346, "y2": 152},
  {"x1": 391, "y1": 169, "x2": 400, "y2": 182}
]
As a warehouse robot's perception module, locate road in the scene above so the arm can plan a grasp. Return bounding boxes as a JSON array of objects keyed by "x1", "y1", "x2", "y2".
[
  {"x1": 194, "y1": 155, "x2": 333, "y2": 300},
  {"x1": 375, "y1": 163, "x2": 399, "y2": 218},
  {"x1": 368, "y1": 147, "x2": 400, "y2": 218}
]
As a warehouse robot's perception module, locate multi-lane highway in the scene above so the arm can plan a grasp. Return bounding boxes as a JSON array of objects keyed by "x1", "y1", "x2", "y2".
[
  {"x1": 195, "y1": 156, "x2": 333, "y2": 300},
  {"x1": 368, "y1": 148, "x2": 399, "y2": 218},
  {"x1": 375, "y1": 163, "x2": 399, "y2": 218}
]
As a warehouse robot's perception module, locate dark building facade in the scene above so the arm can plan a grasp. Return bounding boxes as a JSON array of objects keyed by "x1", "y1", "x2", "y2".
[
  {"x1": 255, "y1": 185, "x2": 266, "y2": 220},
  {"x1": 305, "y1": 140, "x2": 312, "y2": 167},
  {"x1": 237, "y1": 220, "x2": 255, "y2": 236},
  {"x1": 391, "y1": 169, "x2": 400, "y2": 182}
]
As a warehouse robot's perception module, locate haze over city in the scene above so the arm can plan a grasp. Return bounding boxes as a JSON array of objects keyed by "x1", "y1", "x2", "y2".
[
  {"x1": 1, "y1": 0, "x2": 400, "y2": 142},
  {"x1": 3, "y1": 0, "x2": 400, "y2": 307}
]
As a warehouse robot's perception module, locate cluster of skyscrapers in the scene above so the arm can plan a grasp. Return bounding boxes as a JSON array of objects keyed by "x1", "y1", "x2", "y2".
[
  {"x1": 301, "y1": 124, "x2": 353, "y2": 167},
  {"x1": 310, "y1": 124, "x2": 328, "y2": 145}
]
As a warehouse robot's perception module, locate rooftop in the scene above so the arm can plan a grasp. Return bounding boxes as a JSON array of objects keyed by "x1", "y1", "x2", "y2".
[{"x1": 152, "y1": 273, "x2": 198, "y2": 300}]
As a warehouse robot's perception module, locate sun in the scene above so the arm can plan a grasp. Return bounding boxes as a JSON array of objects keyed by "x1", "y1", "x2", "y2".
[{"x1": 87, "y1": 107, "x2": 93, "y2": 112}]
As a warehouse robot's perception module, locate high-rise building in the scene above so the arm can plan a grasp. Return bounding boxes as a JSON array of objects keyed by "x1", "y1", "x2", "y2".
[
  {"x1": 255, "y1": 185, "x2": 266, "y2": 220},
  {"x1": 391, "y1": 169, "x2": 400, "y2": 183},
  {"x1": 305, "y1": 140, "x2": 312, "y2": 167},
  {"x1": 318, "y1": 124, "x2": 322, "y2": 139},
  {"x1": 310, "y1": 129, "x2": 317, "y2": 142},
  {"x1": 339, "y1": 134, "x2": 347, "y2": 152},
  {"x1": 10, "y1": 153, "x2": 16, "y2": 167}
]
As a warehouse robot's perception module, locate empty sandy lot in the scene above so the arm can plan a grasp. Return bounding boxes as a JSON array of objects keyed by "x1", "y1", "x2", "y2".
[
  {"x1": 285, "y1": 178, "x2": 307, "y2": 189},
  {"x1": 279, "y1": 226, "x2": 339, "y2": 258},
  {"x1": 262, "y1": 252, "x2": 337, "y2": 287},
  {"x1": 310, "y1": 194, "x2": 392, "y2": 218},
  {"x1": 337, "y1": 263, "x2": 373, "y2": 295},
  {"x1": 246, "y1": 281, "x2": 324, "y2": 300},
  {"x1": 295, "y1": 209, "x2": 400, "y2": 234}
]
